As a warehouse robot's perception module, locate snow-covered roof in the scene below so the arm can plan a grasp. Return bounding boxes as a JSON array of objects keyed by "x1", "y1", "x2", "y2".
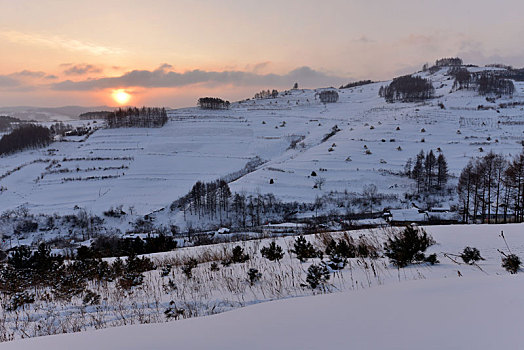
[
  {"x1": 264, "y1": 222, "x2": 306, "y2": 228},
  {"x1": 429, "y1": 207, "x2": 451, "y2": 212},
  {"x1": 427, "y1": 211, "x2": 459, "y2": 221},
  {"x1": 388, "y1": 208, "x2": 428, "y2": 222}
]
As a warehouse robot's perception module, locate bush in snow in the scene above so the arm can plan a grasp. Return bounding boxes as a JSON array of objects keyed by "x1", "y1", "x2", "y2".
[
  {"x1": 223, "y1": 246, "x2": 250, "y2": 266},
  {"x1": 160, "y1": 265, "x2": 172, "y2": 277},
  {"x1": 260, "y1": 241, "x2": 285, "y2": 262},
  {"x1": 248, "y1": 268, "x2": 262, "y2": 286},
  {"x1": 305, "y1": 264, "x2": 330, "y2": 289},
  {"x1": 118, "y1": 272, "x2": 144, "y2": 290},
  {"x1": 231, "y1": 245, "x2": 250, "y2": 263},
  {"x1": 460, "y1": 247, "x2": 484, "y2": 265},
  {"x1": 126, "y1": 253, "x2": 155, "y2": 274},
  {"x1": 210, "y1": 262, "x2": 220, "y2": 271},
  {"x1": 164, "y1": 301, "x2": 185, "y2": 320},
  {"x1": 498, "y1": 231, "x2": 521, "y2": 274},
  {"x1": 181, "y1": 258, "x2": 198, "y2": 279},
  {"x1": 82, "y1": 290, "x2": 101, "y2": 305},
  {"x1": 325, "y1": 239, "x2": 355, "y2": 259},
  {"x1": 501, "y1": 254, "x2": 521, "y2": 274},
  {"x1": 383, "y1": 226, "x2": 438, "y2": 268},
  {"x1": 324, "y1": 239, "x2": 355, "y2": 269},
  {"x1": 291, "y1": 236, "x2": 320, "y2": 262},
  {"x1": 7, "y1": 291, "x2": 35, "y2": 311}
]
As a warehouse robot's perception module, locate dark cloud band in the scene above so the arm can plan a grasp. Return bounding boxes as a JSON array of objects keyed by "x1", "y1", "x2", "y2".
[{"x1": 52, "y1": 65, "x2": 347, "y2": 91}]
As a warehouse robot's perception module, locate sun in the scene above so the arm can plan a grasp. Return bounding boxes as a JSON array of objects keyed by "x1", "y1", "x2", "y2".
[{"x1": 112, "y1": 89, "x2": 131, "y2": 105}]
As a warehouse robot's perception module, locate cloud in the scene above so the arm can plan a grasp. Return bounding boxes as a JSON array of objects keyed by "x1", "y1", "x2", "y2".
[
  {"x1": 0, "y1": 75, "x2": 19, "y2": 87},
  {"x1": 63, "y1": 64, "x2": 103, "y2": 75},
  {"x1": 0, "y1": 69, "x2": 58, "y2": 91},
  {"x1": 52, "y1": 65, "x2": 348, "y2": 91},
  {"x1": 1, "y1": 30, "x2": 125, "y2": 55},
  {"x1": 11, "y1": 70, "x2": 47, "y2": 78}
]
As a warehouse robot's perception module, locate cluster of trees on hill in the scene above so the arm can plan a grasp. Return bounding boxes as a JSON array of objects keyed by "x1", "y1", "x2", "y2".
[
  {"x1": 504, "y1": 67, "x2": 524, "y2": 81},
  {"x1": 0, "y1": 116, "x2": 22, "y2": 132},
  {"x1": 449, "y1": 67, "x2": 472, "y2": 90},
  {"x1": 171, "y1": 179, "x2": 311, "y2": 228},
  {"x1": 458, "y1": 150, "x2": 524, "y2": 223},
  {"x1": 405, "y1": 150, "x2": 448, "y2": 193},
  {"x1": 379, "y1": 75, "x2": 435, "y2": 102},
  {"x1": 435, "y1": 57, "x2": 463, "y2": 67},
  {"x1": 197, "y1": 97, "x2": 230, "y2": 110},
  {"x1": 476, "y1": 73, "x2": 515, "y2": 96},
  {"x1": 48, "y1": 122, "x2": 75, "y2": 136},
  {"x1": 450, "y1": 68, "x2": 515, "y2": 96},
  {"x1": 177, "y1": 179, "x2": 232, "y2": 221},
  {"x1": 0, "y1": 124, "x2": 51, "y2": 156},
  {"x1": 254, "y1": 90, "x2": 278, "y2": 99},
  {"x1": 318, "y1": 90, "x2": 339, "y2": 103},
  {"x1": 339, "y1": 80, "x2": 373, "y2": 89},
  {"x1": 106, "y1": 107, "x2": 168, "y2": 128}
]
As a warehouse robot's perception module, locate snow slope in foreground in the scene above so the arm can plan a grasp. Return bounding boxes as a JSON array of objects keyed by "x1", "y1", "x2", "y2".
[{"x1": 4, "y1": 275, "x2": 523, "y2": 350}]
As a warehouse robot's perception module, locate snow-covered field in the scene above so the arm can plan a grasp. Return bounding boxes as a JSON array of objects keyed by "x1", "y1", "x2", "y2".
[
  {"x1": 4, "y1": 276, "x2": 522, "y2": 350},
  {"x1": 1, "y1": 223, "x2": 523, "y2": 349},
  {"x1": 1, "y1": 66, "x2": 523, "y2": 216}
]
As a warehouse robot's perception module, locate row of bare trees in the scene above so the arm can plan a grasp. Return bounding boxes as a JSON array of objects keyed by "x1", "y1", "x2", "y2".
[
  {"x1": 458, "y1": 150, "x2": 524, "y2": 223},
  {"x1": 174, "y1": 180, "x2": 232, "y2": 222},
  {"x1": 379, "y1": 75, "x2": 435, "y2": 102},
  {"x1": 254, "y1": 90, "x2": 278, "y2": 99},
  {"x1": 0, "y1": 124, "x2": 51, "y2": 156},
  {"x1": 172, "y1": 179, "x2": 311, "y2": 228},
  {"x1": 405, "y1": 150, "x2": 448, "y2": 193},
  {"x1": 106, "y1": 107, "x2": 168, "y2": 128},
  {"x1": 450, "y1": 68, "x2": 515, "y2": 95}
]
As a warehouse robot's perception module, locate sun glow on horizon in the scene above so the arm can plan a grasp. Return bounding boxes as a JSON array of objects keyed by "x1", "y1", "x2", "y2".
[{"x1": 112, "y1": 89, "x2": 131, "y2": 105}]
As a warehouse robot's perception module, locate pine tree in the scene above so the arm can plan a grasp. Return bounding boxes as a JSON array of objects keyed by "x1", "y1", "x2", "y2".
[
  {"x1": 425, "y1": 150, "x2": 437, "y2": 191},
  {"x1": 260, "y1": 241, "x2": 285, "y2": 261},
  {"x1": 437, "y1": 153, "x2": 448, "y2": 189},
  {"x1": 412, "y1": 150, "x2": 425, "y2": 192}
]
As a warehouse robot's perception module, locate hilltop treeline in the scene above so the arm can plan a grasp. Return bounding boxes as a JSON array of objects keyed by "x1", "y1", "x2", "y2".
[
  {"x1": 458, "y1": 150, "x2": 524, "y2": 223},
  {"x1": 106, "y1": 107, "x2": 168, "y2": 128},
  {"x1": 254, "y1": 90, "x2": 279, "y2": 99},
  {"x1": 339, "y1": 80, "x2": 373, "y2": 89},
  {"x1": 435, "y1": 57, "x2": 463, "y2": 67},
  {"x1": 0, "y1": 124, "x2": 51, "y2": 156},
  {"x1": 450, "y1": 68, "x2": 515, "y2": 96},
  {"x1": 197, "y1": 97, "x2": 230, "y2": 110},
  {"x1": 0, "y1": 116, "x2": 22, "y2": 132},
  {"x1": 379, "y1": 75, "x2": 435, "y2": 102}
]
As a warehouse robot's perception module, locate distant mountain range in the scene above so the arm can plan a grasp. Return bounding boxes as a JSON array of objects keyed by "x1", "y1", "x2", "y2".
[{"x1": 0, "y1": 105, "x2": 113, "y2": 122}]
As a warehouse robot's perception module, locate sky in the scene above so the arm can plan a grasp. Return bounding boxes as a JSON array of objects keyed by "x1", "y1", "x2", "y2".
[{"x1": 1, "y1": 0, "x2": 524, "y2": 108}]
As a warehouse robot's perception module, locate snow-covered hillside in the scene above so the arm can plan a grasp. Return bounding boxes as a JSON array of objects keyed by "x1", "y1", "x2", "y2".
[{"x1": 0, "y1": 65, "x2": 523, "y2": 217}]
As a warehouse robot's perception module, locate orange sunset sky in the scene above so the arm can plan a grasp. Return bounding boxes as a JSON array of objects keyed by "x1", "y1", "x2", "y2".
[{"x1": 1, "y1": 0, "x2": 523, "y2": 108}]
